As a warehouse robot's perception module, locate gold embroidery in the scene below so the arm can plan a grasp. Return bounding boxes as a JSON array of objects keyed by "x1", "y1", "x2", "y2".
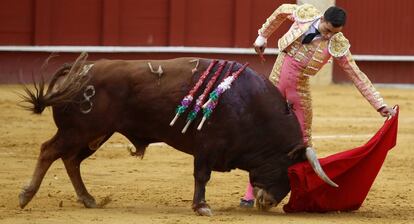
[
  {"x1": 302, "y1": 40, "x2": 329, "y2": 76},
  {"x1": 293, "y1": 4, "x2": 321, "y2": 23},
  {"x1": 284, "y1": 40, "x2": 301, "y2": 57},
  {"x1": 307, "y1": 66, "x2": 319, "y2": 71},
  {"x1": 278, "y1": 22, "x2": 313, "y2": 51},
  {"x1": 338, "y1": 53, "x2": 386, "y2": 110},
  {"x1": 269, "y1": 52, "x2": 287, "y2": 86},
  {"x1": 285, "y1": 40, "x2": 329, "y2": 77},
  {"x1": 259, "y1": 4, "x2": 297, "y2": 38},
  {"x1": 329, "y1": 32, "x2": 350, "y2": 57},
  {"x1": 296, "y1": 75, "x2": 313, "y2": 146},
  {"x1": 311, "y1": 57, "x2": 323, "y2": 63}
]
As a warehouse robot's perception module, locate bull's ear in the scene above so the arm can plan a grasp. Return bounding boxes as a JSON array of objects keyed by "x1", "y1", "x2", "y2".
[{"x1": 287, "y1": 145, "x2": 306, "y2": 160}]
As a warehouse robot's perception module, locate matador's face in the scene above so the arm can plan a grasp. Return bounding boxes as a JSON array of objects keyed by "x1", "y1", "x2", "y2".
[{"x1": 318, "y1": 17, "x2": 343, "y2": 39}]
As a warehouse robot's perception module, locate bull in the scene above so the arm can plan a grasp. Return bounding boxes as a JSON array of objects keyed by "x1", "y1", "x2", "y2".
[{"x1": 19, "y1": 53, "x2": 336, "y2": 216}]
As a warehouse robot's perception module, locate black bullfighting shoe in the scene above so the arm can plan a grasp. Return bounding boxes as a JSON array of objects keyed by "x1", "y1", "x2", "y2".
[{"x1": 239, "y1": 199, "x2": 255, "y2": 208}]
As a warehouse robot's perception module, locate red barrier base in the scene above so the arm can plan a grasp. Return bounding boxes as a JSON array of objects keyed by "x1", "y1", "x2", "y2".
[{"x1": 284, "y1": 106, "x2": 399, "y2": 213}]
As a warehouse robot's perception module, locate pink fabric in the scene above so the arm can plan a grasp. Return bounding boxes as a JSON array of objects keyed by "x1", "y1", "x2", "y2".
[
  {"x1": 277, "y1": 55, "x2": 310, "y2": 144},
  {"x1": 242, "y1": 183, "x2": 255, "y2": 201}
]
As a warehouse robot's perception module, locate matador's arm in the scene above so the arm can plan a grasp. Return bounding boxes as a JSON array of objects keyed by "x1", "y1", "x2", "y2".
[
  {"x1": 331, "y1": 33, "x2": 387, "y2": 111},
  {"x1": 258, "y1": 4, "x2": 298, "y2": 39}
]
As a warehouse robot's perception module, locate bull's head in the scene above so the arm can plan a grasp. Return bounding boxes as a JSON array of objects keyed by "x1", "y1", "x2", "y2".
[{"x1": 253, "y1": 147, "x2": 338, "y2": 211}]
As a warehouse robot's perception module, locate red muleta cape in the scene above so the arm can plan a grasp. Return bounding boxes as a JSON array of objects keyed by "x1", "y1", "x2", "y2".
[{"x1": 284, "y1": 106, "x2": 399, "y2": 213}]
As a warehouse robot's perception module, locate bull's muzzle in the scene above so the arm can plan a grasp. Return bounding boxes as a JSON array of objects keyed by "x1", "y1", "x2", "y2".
[{"x1": 253, "y1": 187, "x2": 278, "y2": 211}]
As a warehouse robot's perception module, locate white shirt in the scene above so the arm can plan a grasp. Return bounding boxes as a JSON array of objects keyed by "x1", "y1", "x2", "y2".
[{"x1": 302, "y1": 18, "x2": 321, "y2": 42}]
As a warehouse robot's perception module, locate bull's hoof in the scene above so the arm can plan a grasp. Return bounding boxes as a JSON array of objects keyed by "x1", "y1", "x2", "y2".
[
  {"x1": 193, "y1": 202, "x2": 213, "y2": 216},
  {"x1": 78, "y1": 195, "x2": 97, "y2": 208},
  {"x1": 196, "y1": 207, "x2": 213, "y2": 216},
  {"x1": 19, "y1": 187, "x2": 35, "y2": 209}
]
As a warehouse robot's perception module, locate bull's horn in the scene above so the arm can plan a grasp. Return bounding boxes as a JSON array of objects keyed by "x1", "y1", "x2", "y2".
[{"x1": 305, "y1": 147, "x2": 339, "y2": 188}]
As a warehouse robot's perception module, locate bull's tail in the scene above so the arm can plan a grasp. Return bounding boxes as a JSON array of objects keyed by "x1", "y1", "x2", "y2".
[{"x1": 19, "y1": 52, "x2": 91, "y2": 114}]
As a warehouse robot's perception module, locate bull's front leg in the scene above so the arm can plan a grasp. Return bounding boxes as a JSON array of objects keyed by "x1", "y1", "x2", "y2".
[{"x1": 192, "y1": 157, "x2": 212, "y2": 216}]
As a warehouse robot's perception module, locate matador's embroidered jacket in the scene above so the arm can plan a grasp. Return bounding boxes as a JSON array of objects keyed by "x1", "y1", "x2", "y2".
[{"x1": 260, "y1": 3, "x2": 386, "y2": 111}]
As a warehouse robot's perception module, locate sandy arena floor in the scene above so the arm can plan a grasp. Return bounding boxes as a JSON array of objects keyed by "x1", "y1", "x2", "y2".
[{"x1": 0, "y1": 84, "x2": 413, "y2": 224}]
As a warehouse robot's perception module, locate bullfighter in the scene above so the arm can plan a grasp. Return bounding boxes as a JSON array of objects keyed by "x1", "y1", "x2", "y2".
[{"x1": 240, "y1": 3, "x2": 396, "y2": 208}]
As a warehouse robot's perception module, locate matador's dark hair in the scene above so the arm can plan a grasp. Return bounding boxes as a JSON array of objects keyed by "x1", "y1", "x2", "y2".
[{"x1": 324, "y1": 6, "x2": 347, "y2": 27}]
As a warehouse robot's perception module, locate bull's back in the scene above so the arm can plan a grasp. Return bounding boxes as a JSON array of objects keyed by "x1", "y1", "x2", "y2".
[{"x1": 80, "y1": 58, "x2": 212, "y2": 151}]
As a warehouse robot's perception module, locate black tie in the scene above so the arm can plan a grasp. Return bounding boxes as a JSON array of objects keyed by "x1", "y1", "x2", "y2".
[{"x1": 302, "y1": 29, "x2": 320, "y2": 44}]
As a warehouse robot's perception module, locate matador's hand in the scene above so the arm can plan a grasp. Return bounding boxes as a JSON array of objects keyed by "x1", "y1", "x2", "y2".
[
  {"x1": 254, "y1": 45, "x2": 266, "y2": 55},
  {"x1": 378, "y1": 106, "x2": 396, "y2": 117},
  {"x1": 254, "y1": 35, "x2": 267, "y2": 54},
  {"x1": 254, "y1": 35, "x2": 267, "y2": 62}
]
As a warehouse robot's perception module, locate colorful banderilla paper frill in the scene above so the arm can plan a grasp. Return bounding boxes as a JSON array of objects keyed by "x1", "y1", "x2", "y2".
[
  {"x1": 283, "y1": 106, "x2": 399, "y2": 213},
  {"x1": 181, "y1": 61, "x2": 227, "y2": 133},
  {"x1": 198, "y1": 63, "x2": 249, "y2": 130},
  {"x1": 169, "y1": 60, "x2": 217, "y2": 126}
]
